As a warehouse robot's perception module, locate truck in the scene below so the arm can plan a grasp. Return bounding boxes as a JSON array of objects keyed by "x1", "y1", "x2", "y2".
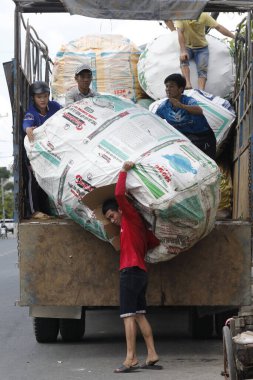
[
  {"x1": 0, "y1": 219, "x2": 15, "y2": 234},
  {"x1": 4, "y1": 0, "x2": 253, "y2": 343}
]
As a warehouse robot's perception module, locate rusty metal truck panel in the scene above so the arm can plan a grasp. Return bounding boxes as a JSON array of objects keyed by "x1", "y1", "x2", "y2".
[
  {"x1": 19, "y1": 220, "x2": 251, "y2": 307},
  {"x1": 158, "y1": 222, "x2": 252, "y2": 306}
]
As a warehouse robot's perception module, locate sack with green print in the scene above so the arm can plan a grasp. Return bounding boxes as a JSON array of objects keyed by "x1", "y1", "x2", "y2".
[{"x1": 24, "y1": 94, "x2": 220, "y2": 260}]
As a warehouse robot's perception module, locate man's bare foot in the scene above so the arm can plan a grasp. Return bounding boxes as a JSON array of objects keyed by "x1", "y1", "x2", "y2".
[
  {"x1": 145, "y1": 356, "x2": 159, "y2": 365},
  {"x1": 123, "y1": 358, "x2": 139, "y2": 368}
]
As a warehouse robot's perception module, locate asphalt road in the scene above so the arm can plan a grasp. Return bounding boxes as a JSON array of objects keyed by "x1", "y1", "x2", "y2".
[{"x1": 0, "y1": 236, "x2": 225, "y2": 380}]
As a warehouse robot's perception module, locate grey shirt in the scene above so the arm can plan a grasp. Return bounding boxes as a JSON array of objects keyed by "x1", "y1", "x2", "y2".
[{"x1": 65, "y1": 87, "x2": 99, "y2": 106}]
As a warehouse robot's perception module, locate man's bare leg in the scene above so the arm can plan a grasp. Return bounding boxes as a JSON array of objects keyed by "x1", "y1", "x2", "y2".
[
  {"x1": 198, "y1": 76, "x2": 207, "y2": 90},
  {"x1": 123, "y1": 316, "x2": 138, "y2": 367},
  {"x1": 181, "y1": 65, "x2": 192, "y2": 89},
  {"x1": 135, "y1": 314, "x2": 159, "y2": 364}
]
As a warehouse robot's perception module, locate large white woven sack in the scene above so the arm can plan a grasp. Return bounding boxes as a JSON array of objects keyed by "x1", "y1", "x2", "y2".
[
  {"x1": 138, "y1": 32, "x2": 234, "y2": 100},
  {"x1": 51, "y1": 34, "x2": 145, "y2": 106},
  {"x1": 24, "y1": 95, "x2": 220, "y2": 261}
]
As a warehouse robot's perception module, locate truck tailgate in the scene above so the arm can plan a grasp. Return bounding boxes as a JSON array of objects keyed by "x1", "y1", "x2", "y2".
[{"x1": 18, "y1": 220, "x2": 251, "y2": 307}]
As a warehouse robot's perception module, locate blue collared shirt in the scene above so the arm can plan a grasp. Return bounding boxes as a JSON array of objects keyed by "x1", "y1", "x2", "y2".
[{"x1": 23, "y1": 100, "x2": 61, "y2": 132}]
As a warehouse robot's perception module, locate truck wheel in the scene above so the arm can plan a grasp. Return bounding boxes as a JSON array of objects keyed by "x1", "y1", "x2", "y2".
[
  {"x1": 222, "y1": 326, "x2": 239, "y2": 380},
  {"x1": 33, "y1": 317, "x2": 59, "y2": 343},
  {"x1": 59, "y1": 308, "x2": 86, "y2": 342},
  {"x1": 190, "y1": 309, "x2": 214, "y2": 339},
  {"x1": 215, "y1": 309, "x2": 238, "y2": 339}
]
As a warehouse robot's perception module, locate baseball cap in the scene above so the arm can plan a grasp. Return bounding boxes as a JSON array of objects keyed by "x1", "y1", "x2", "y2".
[{"x1": 75, "y1": 63, "x2": 92, "y2": 75}]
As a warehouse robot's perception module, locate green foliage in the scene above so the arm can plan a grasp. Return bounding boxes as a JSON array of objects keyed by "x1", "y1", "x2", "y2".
[
  {"x1": 0, "y1": 192, "x2": 14, "y2": 219},
  {"x1": 228, "y1": 17, "x2": 253, "y2": 54},
  {"x1": 0, "y1": 166, "x2": 14, "y2": 219},
  {"x1": 0, "y1": 167, "x2": 10, "y2": 179},
  {"x1": 5, "y1": 182, "x2": 14, "y2": 192}
]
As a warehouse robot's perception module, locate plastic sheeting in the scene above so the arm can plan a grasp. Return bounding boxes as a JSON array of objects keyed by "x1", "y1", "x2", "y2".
[{"x1": 60, "y1": 0, "x2": 208, "y2": 20}]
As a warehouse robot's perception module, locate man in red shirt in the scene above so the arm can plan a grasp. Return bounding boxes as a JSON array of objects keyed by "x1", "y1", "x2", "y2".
[{"x1": 102, "y1": 161, "x2": 162, "y2": 373}]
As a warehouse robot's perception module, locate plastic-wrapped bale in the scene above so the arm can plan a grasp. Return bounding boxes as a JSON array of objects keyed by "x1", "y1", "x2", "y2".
[
  {"x1": 138, "y1": 31, "x2": 234, "y2": 100},
  {"x1": 149, "y1": 89, "x2": 236, "y2": 155},
  {"x1": 136, "y1": 97, "x2": 154, "y2": 110},
  {"x1": 51, "y1": 34, "x2": 145, "y2": 106},
  {"x1": 24, "y1": 94, "x2": 220, "y2": 261}
]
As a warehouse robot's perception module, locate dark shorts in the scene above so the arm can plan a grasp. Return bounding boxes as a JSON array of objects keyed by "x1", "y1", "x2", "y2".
[
  {"x1": 185, "y1": 128, "x2": 216, "y2": 160},
  {"x1": 119, "y1": 266, "x2": 148, "y2": 318}
]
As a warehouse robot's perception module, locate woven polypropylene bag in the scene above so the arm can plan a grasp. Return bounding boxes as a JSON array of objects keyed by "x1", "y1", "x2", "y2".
[{"x1": 25, "y1": 94, "x2": 220, "y2": 259}]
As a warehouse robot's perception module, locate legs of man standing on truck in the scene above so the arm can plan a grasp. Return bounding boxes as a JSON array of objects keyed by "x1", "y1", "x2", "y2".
[
  {"x1": 180, "y1": 64, "x2": 192, "y2": 90},
  {"x1": 180, "y1": 47, "x2": 193, "y2": 89},
  {"x1": 180, "y1": 46, "x2": 209, "y2": 90},
  {"x1": 24, "y1": 161, "x2": 51, "y2": 219},
  {"x1": 195, "y1": 46, "x2": 209, "y2": 91},
  {"x1": 198, "y1": 77, "x2": 207, "y2": 91}
]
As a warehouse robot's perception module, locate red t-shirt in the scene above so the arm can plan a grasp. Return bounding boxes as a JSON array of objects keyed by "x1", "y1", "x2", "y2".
[{"x1": 115, "y1": 171, "x2": 160, "y2": 271}]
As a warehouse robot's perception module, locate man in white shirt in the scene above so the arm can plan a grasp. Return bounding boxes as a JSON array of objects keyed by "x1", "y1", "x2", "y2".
[{"x1": 65, "y1": 63, "x2": 99, "y2": 105}]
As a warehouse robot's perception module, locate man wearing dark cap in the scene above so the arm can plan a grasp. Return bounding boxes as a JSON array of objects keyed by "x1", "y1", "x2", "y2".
[{"x1": 65, "y1": 63, "x2": 99, "y2": 106}]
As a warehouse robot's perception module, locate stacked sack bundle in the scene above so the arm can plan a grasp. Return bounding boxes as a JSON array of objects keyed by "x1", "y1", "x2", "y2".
[
  {"x1": 137, "y1": 32, "x2": 234, "y2": 100},
  {"x1": 24, "y1": 94, "x2": 220, "y2": 262},
  {"x1": 51, "y1": 34, "x2": 145, "y2": 105}
]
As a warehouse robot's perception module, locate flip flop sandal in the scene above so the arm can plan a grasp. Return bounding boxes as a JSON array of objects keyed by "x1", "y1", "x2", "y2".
[
  {"x1": 140, "y1": 360, "x2": 163, "y2": 370},
  {"x1": 140, "y1": 364, "x2": 163, "y2": 370},
  {"x1": 114, "y1": 365, "x2": 138, "y2": 373}
]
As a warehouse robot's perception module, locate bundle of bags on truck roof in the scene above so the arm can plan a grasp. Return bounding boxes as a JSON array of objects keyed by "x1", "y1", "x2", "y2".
[
  {"x1": 51, "y1": 34, "x2": 146, "y2": 106},
  {"x1": 24, "y1": 94, "x2": 221, "y2": 263}
]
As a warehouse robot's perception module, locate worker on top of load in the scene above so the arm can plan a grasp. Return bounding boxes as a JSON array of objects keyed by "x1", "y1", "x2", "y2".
[
  {"x1": 155, "y1": 73, "x2": 216, "y2": 160},
  {"x1": 23, "y1": 81, "x2": 61, "y2": 219},
  {"x1": 65, "y1": 63, "x2": 99, "y2": 106},
  {"x1": 164, "y1": 13, "x2": 237, "y2": 90}
]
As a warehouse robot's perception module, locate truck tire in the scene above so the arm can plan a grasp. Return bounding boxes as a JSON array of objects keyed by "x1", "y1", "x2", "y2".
[
  {"x1": 59, "y1": 308, "x2": 86, "y2": 342},
  {"x1": 215, "y1": 309, "x2": 238, "y2": 339},
  {"x1": 190, "y1": 309, "x2": 214, "y2": 339},
  {"x1": 222, "y1": 326, "x2": 239, "y2": 380},
  {"x1": 33, "y1": 317, "x2": 59, "y2": 343}
]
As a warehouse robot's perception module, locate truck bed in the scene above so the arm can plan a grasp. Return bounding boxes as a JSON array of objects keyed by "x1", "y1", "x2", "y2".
[{"x1": 18, "y1": 219, "x2": 252, "y2": 307}]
